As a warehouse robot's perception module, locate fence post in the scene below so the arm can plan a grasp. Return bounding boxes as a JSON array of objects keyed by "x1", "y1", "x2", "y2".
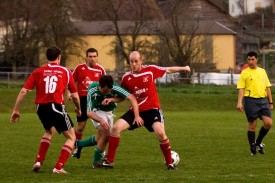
[
  {"x1": 7, "y1": 72, "x2": 10, "y2": 88},
  {"x1": 207, "y1": 79, "x2": 210, "y2": 94}
]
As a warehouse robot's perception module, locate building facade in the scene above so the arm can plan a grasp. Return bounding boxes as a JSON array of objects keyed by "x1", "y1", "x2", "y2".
[{"x1": 229, "y1": 0, "x2": 273, "y2": 17}]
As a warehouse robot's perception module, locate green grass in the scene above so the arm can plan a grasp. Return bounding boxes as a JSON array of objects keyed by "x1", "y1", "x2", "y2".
[
  {"x1": 0, "y1": 84, "x2": 240, "y2": 113},
  {"x1": 1, "y1": 85, "x2": 275, "y2": 182}
]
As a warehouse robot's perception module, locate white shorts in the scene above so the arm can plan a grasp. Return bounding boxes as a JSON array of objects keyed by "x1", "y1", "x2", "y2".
[{"x1": 91, "y1": 110, "x2": 115, "y2": 129}]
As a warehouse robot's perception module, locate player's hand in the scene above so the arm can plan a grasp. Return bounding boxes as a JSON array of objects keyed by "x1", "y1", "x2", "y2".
[
  {"x1": 100, "y1": 121, "x2": 110, "y2": 130},
  {"x1": 133, "y1": 116, "x2": 144, "y2": 127},
  {"x1": 269, "y1": 103, "x2": 273, "y2": 110},
  {"x1": 67, "y1": 93, "x2": 72, "y2": 100},
  {"x1": 102, "y1": 98, "x2": 112, "y2": 105},
  {"x1": 75, "y1": 108, "x2": 81, "y2": 116},
  {"x1": 10, "y1": 112, "x2": 20, "y2": 123},
  {"x1": 236, "y1": 103, "x2": 243, "y2": 113},
  {"x1": 184, "y1": 66, "x2": 191, "y2": 72}
]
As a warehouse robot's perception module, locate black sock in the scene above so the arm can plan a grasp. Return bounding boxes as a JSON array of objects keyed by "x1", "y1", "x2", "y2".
[
  {"x1": 247, "y1": 131, "x2": 255, "y2": 146},
  {"x1": 256, "y1": 126, "x2": 269, "y2": 145}
]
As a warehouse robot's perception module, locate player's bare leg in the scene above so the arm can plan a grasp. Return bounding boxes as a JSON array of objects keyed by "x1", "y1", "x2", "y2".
[{"x1": 152, "y1": 122, "x2": 174, "y2": 170}]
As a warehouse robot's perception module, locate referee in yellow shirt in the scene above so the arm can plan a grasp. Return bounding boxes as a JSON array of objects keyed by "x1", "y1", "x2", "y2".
[{"x1": 237, "y1": 51, "x2": 273, "y2": 156}]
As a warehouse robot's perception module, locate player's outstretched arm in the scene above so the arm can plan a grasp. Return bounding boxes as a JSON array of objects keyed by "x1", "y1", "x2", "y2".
[
  {"x1": 166, "y1": 66, "x2": 191, "y2": 74},
  {"x1": 10, "y1": 88, "x2": 28, "y2": 123}
]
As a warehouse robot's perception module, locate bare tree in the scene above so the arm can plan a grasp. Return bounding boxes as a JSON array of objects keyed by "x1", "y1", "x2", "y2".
[
  {"x1": 39, "y1": 0, "x2": 86, "y2": 66},
  {"x1": 0, "y1": 0, "x2": 86, "y2": 74},
  {"x1": 0, "y1": 0, "x2": 42, "y2": 74},
  {"x1": 103, "y1": 0, "x2": 166, "y2": 73},
  {"x1": 153, "y1": 0, "x2": 215, "y2": 78},
  {"x1": 74, "y1": 0, "x2": 164, "y2": 72}
]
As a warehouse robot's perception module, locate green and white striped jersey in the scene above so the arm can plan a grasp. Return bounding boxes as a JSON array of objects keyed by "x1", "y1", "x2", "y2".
[{"x1": 87, "y1": 82, "x2": 130, "y2": 112}]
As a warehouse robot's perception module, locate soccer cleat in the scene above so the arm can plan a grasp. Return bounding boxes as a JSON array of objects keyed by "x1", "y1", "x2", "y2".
[
  {"x1": 92, "y1": 162, "x2": 103, "y2": 169},
  {"x1": 52, "y1": 168, "x2": 68, "y2": 174},
  {"x1": 256, "y1": 143, "x2": 265, "y2": 154},
  {"x1": 102, "y1": 160, "x2": 114, "y2": 168},
  {"x1": 32, "y1": 162, "x2": 41, "y2": 172},
  {"x1": 167, "y1": 164, "x2": 176, "y2": 170},
  {"x1": 250, "y1": 143, "x2": 256, "y2": 156},
  {"x1": 72, "y1": 140, "x2": 82, "y2": 159}
]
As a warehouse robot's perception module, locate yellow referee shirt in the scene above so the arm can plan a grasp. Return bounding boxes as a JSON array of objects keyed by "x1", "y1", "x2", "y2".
[{"x1": 237, "y1": 67, "x2": 271, "y2": 98}]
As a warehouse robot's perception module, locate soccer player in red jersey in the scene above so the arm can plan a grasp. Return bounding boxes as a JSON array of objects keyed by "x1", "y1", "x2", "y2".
[
  {"x1": 102, "y1": 51, "x2": 191, "y2": 170},
  {"x1": 69, "y1": 48, "x2": 106, "y2": 141},
  {"x1": 10, "y1": 46, "x2": 81, "y2": 174}
]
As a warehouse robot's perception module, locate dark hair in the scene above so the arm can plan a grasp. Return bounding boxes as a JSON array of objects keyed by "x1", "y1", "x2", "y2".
[
  {"x1": 86, "y1": 48, "x2": 98, "y2": 57},
  {"x1": 46, "y1": 46, "x2": 61, "y2": 61},
  {"x1": 247, "y1": 51, "x2": 258, "y2": 59},
  {"x1": 99, "y1": 75, "x2": 113, "y2": 89}
]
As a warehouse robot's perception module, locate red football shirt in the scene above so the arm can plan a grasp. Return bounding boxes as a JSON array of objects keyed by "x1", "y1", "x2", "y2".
[
  {"x1": 121, "y1": 65, "x2": 167, "y2": 112},
  {"x1": 23, "y1": 63, "x2": 77, "y2": 104},
  {"x1": 72, "y1": 63, "x2": 106, "y2": 96}
]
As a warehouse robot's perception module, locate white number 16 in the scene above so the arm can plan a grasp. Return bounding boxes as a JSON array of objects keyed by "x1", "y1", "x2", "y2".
[{"x1": 44, "y1": 76, "x2": 58, "y2": 93}]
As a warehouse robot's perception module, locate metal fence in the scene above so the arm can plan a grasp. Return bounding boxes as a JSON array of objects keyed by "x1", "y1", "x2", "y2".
[
  {"x1": 4, "y1": 71, "x2": 275, "y2": 97},
  {"x1": 0, "y1": 71, "x2": 240, "y2": 88},
  {"x1": 0, "y1": 71, "x2": 248, "y2": 96},
  {"x1": 0, "y1": 72, "x2": 31, "y2": 87}
]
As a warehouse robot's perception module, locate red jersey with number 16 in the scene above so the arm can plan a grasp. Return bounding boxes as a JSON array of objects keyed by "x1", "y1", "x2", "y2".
[
  {"x1": 121, "y1": 65, "x2": 167, "y2": 112},
  {"x1": 73, "y1": 63, "x2": 106, "y2": 97},
  {"x1": 23, "y1": 63, "x2": 77, "y2": 104}
]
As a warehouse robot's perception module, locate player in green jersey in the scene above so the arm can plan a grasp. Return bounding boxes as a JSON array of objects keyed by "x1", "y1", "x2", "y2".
[{"x1": 72, "y1": 75, "x2": 143, "y2": 168}]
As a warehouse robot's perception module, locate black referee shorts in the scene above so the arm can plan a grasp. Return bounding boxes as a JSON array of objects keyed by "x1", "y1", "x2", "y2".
[{"x1": 244, "y1": 97, "x2": 271, "y2": 122}]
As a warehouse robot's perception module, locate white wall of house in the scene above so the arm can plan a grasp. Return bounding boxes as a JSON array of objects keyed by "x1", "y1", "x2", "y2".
[{"x1": 229, "y1": 0, "x2": 273, "y2": 17}]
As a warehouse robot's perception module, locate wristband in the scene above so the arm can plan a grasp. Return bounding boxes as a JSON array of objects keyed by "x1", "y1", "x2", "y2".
[{"x1": 269, "y1": 102, "x2": 273, "y2": 104}]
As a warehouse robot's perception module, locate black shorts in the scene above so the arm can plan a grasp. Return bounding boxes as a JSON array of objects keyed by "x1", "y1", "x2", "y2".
[
  {"x1": 120, "y1": 108, "x2": 164, "y2": 132},
  {"x1": 77, "y1": 96, "x2": 89, "y2": 122},
  {"x1": 36, "y1": 103, "x2": 74, "y2": 133},
  {"x1": 244, "y1": 97, "x2": 272, "y2": 122}
]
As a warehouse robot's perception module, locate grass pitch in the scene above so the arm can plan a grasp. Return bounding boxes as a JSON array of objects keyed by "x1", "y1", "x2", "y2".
[
  {"x1": 1, "y1": 85, "x2": 275, "y2": 182},
  {"x1": 1, "y1": 111, "x2": 275, "y2": 183}
]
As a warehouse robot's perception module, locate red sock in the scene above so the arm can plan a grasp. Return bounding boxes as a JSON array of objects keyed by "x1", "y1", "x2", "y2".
[
  {"x1": 160, "y1": 139, "x2": 172, "y2": 166},
  {"x1": 55, "y1": 145, "x2": 72, "y2": 170},
  {"x1": 107, "y1": 136, "x2": 120, "y2": 163},
  {"x1": 75, "y1": 131, "x2": 82, "y2": 140},
  {"x1": 35, "y1": 137, "x2": 51, "y2": 163}
]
